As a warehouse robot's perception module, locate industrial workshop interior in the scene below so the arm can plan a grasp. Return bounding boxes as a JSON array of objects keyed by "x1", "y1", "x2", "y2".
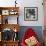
[{"x1": 0, "y1": 0, "x2": 46, "y2": 46}]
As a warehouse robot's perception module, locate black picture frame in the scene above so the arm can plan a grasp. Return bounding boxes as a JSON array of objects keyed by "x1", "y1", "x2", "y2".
[
  {"x1": 1, "y1": 28, "x2": 19, "y2": 41},
  {"x1": 24, "y1": 7, "x2": 38, "y2": 21}
]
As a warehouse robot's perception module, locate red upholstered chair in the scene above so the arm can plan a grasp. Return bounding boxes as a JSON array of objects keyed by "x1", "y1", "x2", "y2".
[{"x1": 21, "y1": 28, "x2": 41, "y2": 46}]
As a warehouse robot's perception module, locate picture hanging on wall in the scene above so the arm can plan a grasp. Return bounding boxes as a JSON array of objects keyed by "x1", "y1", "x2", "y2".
[{"x1": 24, "y1": 7, "x2": 38, "y2": 21}]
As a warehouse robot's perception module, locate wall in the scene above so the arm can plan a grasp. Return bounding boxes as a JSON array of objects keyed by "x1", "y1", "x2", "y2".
[
  {"x1": 0, "y1": 0, "x2": 44, "y2": 26},
  {"x1": 19, "y1": 0, "x2": 44, "y2": 26}
]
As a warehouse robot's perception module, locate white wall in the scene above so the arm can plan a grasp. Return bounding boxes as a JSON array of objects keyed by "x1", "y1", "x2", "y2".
[
  {"x1": 19, "y1": 0, "x2": 44, "y2": 26},
  {"x1": 0, "y1": 0, "x2": 44, "y2": 26}
]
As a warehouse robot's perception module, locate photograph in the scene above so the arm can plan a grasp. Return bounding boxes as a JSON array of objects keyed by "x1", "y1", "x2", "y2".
[{"x1": 24, "y1": 7, "x2": 38, "y2": 21}]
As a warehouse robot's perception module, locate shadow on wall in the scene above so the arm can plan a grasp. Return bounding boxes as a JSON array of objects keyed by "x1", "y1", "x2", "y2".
[{"x1": 18, "y1": 26, "x2": 43, "y2": 44}]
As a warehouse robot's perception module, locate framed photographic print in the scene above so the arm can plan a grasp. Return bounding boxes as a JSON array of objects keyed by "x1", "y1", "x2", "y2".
[
  {"x1": 2, "y1": 28, "x2": 12, "y2": 41},
  {"x1": 2, "y1": 10, "x2": 9, "y2": 15},
  {"x1": 9, "y1": 9, "x2": 18, "y2": 15},
  {"x1": 8, "y1": 16, "x2": 18, "y2": 24},
  {"x1": 24, "y1": 7, "x2": 38, "y2": 21}
]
